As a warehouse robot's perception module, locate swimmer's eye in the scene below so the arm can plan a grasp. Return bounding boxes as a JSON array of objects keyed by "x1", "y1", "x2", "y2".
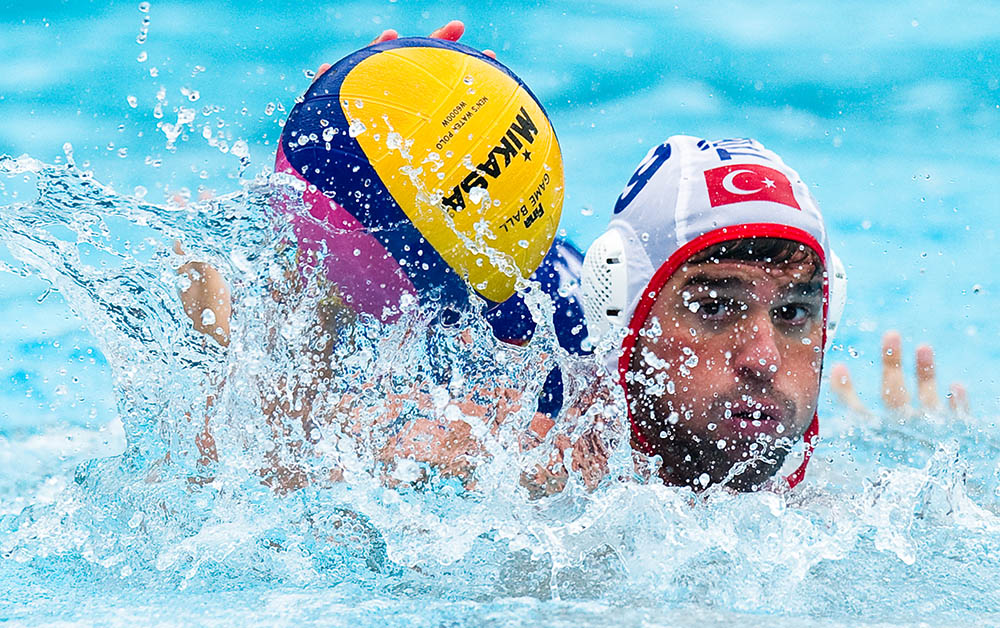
[
  {"x1": 773, "y1": 303, "x2": 813, "y2": 326},
  {"x1": 695, "y1": 298, "x2": 740, "y2": 321}
]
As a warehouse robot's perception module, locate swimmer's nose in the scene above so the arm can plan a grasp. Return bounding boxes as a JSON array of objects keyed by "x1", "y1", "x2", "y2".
[{"x1": 733, "y1": 315, "x2": 782, "y2": 379}]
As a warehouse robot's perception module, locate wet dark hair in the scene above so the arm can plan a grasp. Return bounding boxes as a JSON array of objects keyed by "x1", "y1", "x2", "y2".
[{"x1": 685, "y1": 237, "x2": 823, "y2": 279}]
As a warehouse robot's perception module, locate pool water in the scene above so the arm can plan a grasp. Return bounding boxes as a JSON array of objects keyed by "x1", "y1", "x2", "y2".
[{"x1": 2, "y1": 1, "x2": 999, "y2": 626}]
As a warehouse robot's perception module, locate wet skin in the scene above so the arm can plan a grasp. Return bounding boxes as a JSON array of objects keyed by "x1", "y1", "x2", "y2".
[{"x1": 628, "y1": 256, "x2": 825, "y2": 490}]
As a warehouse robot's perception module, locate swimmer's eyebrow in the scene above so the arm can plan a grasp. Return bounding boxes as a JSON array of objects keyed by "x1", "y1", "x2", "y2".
[
  {"x1": 681, "y1": 275, "x2": 744, "y2": 291},
  {"x1": 682, "y1": 275, "x2": 824, "y2": 298}
]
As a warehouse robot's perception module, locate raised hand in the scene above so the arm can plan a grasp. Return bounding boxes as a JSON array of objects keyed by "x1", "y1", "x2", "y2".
[
  {"x1": 830, "y1": 330, "x2": 969, "y2": 418},
  {"x1": 370, "y1": 20, "x2": 496, "y2": 58},
  {"x1": 313, "y1": 20, "x2": 497, "y2": 83}
]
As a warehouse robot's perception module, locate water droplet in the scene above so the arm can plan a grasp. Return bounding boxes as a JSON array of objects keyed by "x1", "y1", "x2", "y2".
[
  {"x1": 580, "y1": 206, "x2": 594, "y2": 216},
  {"x1": 348, "y1": 119, "x2": 367, "y2": 137},
  {"x1": 468, "y1": 186, "x2": 489, "y2": 205},
  {"x1": 200, "y1": 309, "x2": 216, "y2": 326},
  {"x1": 230, "y1": 140, "x2": 250, "y2": 165},
  {"x1": 972, "y1": 284, "x2": 982, "y2": 294},
  {"x1": 137, "y1": 51, "x2": 147, "y2": 62},
  {"x1": 264, "y1": 102, "x2": 276, "y2": 116},
  {"x1": 127, "y1": 95, "x2": 138, "y2": 108},
  {"x1": 386, "y1": 132, "x2": 407, "y2": 156},
  {"x1": 463, "y1": 75, "x2": 474, "y2": 85},
  {"x1": 138, "y1": 1, "x2": 150, "y2": 12}
]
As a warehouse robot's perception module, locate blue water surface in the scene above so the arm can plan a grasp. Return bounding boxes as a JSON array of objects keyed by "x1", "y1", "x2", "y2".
[{"x1": 2, "y1": 1, "x2": 999, "y2": 626}]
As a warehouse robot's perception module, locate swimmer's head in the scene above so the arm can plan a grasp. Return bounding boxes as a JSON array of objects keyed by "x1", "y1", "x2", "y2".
[{"x1": 581, "y1": 135, "x2": 846, "y2": 490}]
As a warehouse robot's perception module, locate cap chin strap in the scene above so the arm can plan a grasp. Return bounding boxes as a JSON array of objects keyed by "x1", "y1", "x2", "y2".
[{"x1": 783, "y1": 413, "x2": 818, "y2": 490}]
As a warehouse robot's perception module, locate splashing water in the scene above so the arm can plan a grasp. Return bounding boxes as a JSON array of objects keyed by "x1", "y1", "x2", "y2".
[{"x1": 1, "y1": 155, "x2": 1000, "y2": 626}]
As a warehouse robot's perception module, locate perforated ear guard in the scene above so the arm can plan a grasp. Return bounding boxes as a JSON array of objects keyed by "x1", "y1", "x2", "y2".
[{"x1": 580, "y1": 229, "x2": 631, "y2": 340}]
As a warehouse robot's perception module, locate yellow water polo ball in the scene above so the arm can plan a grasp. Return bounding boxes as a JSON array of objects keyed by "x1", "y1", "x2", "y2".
[{"x1": 275, "y1": 37, "x2": 564, "y2": 317}]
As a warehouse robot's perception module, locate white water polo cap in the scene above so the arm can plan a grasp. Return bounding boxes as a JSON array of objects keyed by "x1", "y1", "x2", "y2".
[{"x1": 580, "y1": 135, "x2": 847, "y2": 489}]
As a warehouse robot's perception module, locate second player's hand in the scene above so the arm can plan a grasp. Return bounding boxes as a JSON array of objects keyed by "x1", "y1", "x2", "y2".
[
  {"x1": 830, "y1": 330, "x2": 969, "y2": 418},
  {"x1": 369, "y1": 20, "x2": 496, "y2": 58},
  {"x1": 312, "y1": 20, "x2": 497, "y2": 83}
]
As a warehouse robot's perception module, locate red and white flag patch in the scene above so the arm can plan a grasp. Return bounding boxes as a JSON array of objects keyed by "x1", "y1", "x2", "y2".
[{"x1": 703, "y1": 163, "x2": 800, "y2": 210}]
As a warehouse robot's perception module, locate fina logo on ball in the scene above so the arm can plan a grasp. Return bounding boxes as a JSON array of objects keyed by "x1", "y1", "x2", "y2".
[{"x1": 439, "y1": 106, "x2": 539, "y2": 214}]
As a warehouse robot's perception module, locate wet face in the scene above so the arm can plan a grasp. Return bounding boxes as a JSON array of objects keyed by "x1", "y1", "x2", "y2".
[{"x1": 627, "y1": 246, "x2": 825, "y2": 491}]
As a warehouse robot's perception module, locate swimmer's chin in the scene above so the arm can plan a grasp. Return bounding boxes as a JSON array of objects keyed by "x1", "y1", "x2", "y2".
[
  {"x1": 659, "y1": 443, "x2": 790, "y2": 492},
  {"x1": 718, "y1": 444, "x2": 792, "y2": 492}
]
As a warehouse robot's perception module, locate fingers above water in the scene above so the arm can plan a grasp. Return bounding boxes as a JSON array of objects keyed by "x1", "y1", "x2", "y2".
[
  {"x1": 915, "y1": 344, "x2": 941, "y2": 411},
  {"x1": 429, "y1": 20, "x2": 464, "y2": 41},
  {"x1": 948, "y1": 382, "x2": 970, "y2": 417},
  {"x1": 370, "y1": 28, "x2": 399, "y2": 45},
  {"x1": 880, "y1": 330, "x2": 910, "y2": 412},
  {"x1": 830, "y1": 362, "x2": 873, "y2": 416},
  {"x1": 833, "y1": 330, "x2": 970, "y2": 419}
]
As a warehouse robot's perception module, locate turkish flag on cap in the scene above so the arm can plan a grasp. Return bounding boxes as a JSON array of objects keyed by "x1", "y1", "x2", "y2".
[{"x1": 704, "y1": 163, "x2": 801, "y2": 210}]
